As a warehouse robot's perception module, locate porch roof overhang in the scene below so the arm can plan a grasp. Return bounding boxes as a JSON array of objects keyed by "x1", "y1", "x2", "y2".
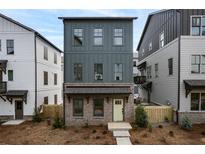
[
  {"x1": 0, "y1": 60, "x2": 8, "y2": 74},
  {"x1": 184, "y1": 80, "x2": 205, "y2": 97},
  {"x1": 1, "y1": 90, "x2": 28, "y2": 104},
  {"x1": 137, "y1": 61, "x2": 146, "y2": 70},
  {"x1": 64, "y1": 86, "x2": 132, "y2": 95}
]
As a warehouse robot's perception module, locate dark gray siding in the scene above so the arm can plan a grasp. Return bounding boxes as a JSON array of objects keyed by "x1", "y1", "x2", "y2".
[
  {"x1": 138, "y1": 9, "x2": 205, "y2": 61},
  {"x1": 64, "y1": 20, "x2": 133, "y2": 83},
  {"x1": 138, "y1": 10, "x2": 179, "y2": 61}
]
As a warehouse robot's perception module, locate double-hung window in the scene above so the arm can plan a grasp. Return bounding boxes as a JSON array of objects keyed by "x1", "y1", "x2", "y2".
[
  {"x1": 44, "y1": 46, "x2": 48, "y2": 60},
  {"x1": 191, "y1": 16, "x2": 205, "y2": 36},
  {"x1": 8, "y1": 70, "x2": 13, "y2": 81},
  {"x1": 44, "y1": 71, "x2": 48, "y2": 85},
  {"x1": 94, "y1": 64, "x2": 103, "y2": 80},
  {"x1": 73, "y1": 29, "x2": 83, "y2": 46},
  {"x1": 54, "y1": 73, "x2": 57, "y2": 85},
  {"x1": 94, "y1": 28, "x2": 103, "y2": 46},
  {"x1": 155, "y1": 63, "x2": 159, "y2": 78},
  {"x1": 113, "y1": 28, "x2": 123, "y2": 46},
  {"x1": 114, "y1": 64, "x2": 123, "y2": 81},
  {"x1": 147, "y1": 66, "x2": 152, "y2": 79},
  {"x1": 168, "y1": 58, "x2": 173, "y2": 75},
  {"x1": 74, "y1": 63, "x2": 83, "y2": 81},
  {"x1": 191, "y1": 93, "x2": 205, "y2": 111},
  {"x1": 54, "y1": 53, "x2": 57, "y2": 64},
  {"x1": 191, "y1": 55, "x2": 201, "y2": 74},
  {"x1": 93, "y1": 99, "x2": 104, "y2": 117},
  {"x1": 7, "y1": 40, "x2": 14, "y2": 54},
  {"x1": 159, "y1": 31, "x2": 164, "y2": 48}
]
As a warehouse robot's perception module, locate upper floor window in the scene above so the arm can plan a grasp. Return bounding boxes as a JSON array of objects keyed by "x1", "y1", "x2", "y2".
[
  {"x1": 74, "y1": 63, "x2": 82, "y2": 81},
  {"x1": 149, "y1": 42, "x2": 152, "y2": 51},
  {"x1": 147, "y1": 66, "x2": 152, "y2": 79},
  {"x1": 113, "y1": 28, "x2": 123, "y2": 46},
  {"x1": 159, "y1": 31, "x2": 164, "y2": 48},
  {"x1": 155, "y1": 63, "x2": 159, "y2": 78},
  {"x1": 168, "y1": 58, "x2": 173, "y2": 75},
  {"x1": 44, "y1": 46, "x2": 48, "y2": 60},
  {"x1": 7, "y1": 40, "x2": 14, "y2": 54},
  {"x1": 133, "y1": 61, "x2": 137, "y2": 67},
  {"x1": 54, "y1": 53, "x2": 57, "y2": 64},
  {"x1": 0, "y1": 40, "x2": 1, "y2": 51},
  {"x1": 142, "y1": 49, "x2": 145, "y2": 56},
  {"x1": 73, "y1": 29, "x2": 83, "y2": 46},
  {"x1": 44, "y1": 71, "x2": 48, "y2": 85},
  {"x1": 191, "y1": 16, "x2": 205, "y2": 36},
  {"x1": 94, "y1": 63, "x2": 103, "y2": 80},
  {"x1": 8, "y1": 70, "x2": 13, "y2": 81},
  {"x1": 94, "y1": 28, "x2": 103, "y2": 46},
  {"x1": 54, "y1": 73, "x2": 57, "y2": 85},
  {"x1": 191, "y1": 55, "x2": 205, "y2": 74},
  {"x1": 114, "y1": 64, "x2": 123, "y2": 81}
]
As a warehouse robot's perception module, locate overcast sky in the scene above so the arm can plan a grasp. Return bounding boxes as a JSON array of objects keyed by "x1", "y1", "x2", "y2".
[{"x1": 0, "y1": 9, "x2": 157, "y2": 51}]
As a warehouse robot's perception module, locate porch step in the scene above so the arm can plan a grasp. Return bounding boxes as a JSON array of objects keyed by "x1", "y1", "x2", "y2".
[
  {"x1": 2, "y1": 120, "x2": 25, "y2": 125},
  {"x1": 116, "y1": 137, "x2": 132, "y2": 145},
  {"x1": 108, "y1": 122, "x2": 132, "y2": 131},
  {"x1": 113, "y1": 130, "x2": 130, "y2": 137}
]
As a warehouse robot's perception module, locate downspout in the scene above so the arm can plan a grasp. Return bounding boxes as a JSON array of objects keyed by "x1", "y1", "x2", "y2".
[
  {"x1": 34, "y1": 34, "x2": 37, "y2": 112},
  {"x1": 176, "y1": 10, "x2": 181, "y2": 124}
]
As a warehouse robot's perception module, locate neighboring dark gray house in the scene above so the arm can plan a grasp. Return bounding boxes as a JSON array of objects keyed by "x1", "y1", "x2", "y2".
[
  {"x1": 59, "y1": 17, "x2": 137, "y2": 126},
  {"x1": 136, "y1": 9, "x2": 205, "y2": 124}
]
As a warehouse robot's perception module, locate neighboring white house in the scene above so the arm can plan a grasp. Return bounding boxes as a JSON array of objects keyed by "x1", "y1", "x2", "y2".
[
  {"x1": 136, "y1": 9, "x2": 205, "y2": 124},
  {"x1": 0, "y1": 13, "x2": 62, "y2": 120}
]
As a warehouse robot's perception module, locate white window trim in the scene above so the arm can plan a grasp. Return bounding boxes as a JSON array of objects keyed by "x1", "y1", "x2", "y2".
[
  {"x1": 159, "y1": 31, "x2": 164, "y2": 48},
  {"x1": 190, "y1": 15, "x2": 205, "y2": 36}
]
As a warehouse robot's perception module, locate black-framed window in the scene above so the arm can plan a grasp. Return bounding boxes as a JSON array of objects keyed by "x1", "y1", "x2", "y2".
[
  {"x1": 147, "y1": 66, "x2": 152, "y2": 79},
  {"x1": 44, "y1": 96, "x2": 48, "y2": 105},
  {"x1": 191, "y1": 93, "x2": 205, "y2": 111},
  {"x1": 54, "y1": 73, "x2": 57, "y2": 85},
  {"x1": 168, "y1": 58, "x2": 173, "y2": 75},
  {"x1": 133, "y1": 61, "x2": 137, "y2": 67},
  {"x1": 54, "y1": 94, "x2": 57, "y2": 104},
  {"x1": 159, "y1": 31, "x2": 164, "y2": 48},
  {"x1": 94, "y1": 63, "x2": 103, "y2": 80},
  {"x1": 93, "y1": 99, "x2": 104, "y2": 117},
  {"x1": 44, "y1": 46, "x2": 48, "y2": 60},
  {"x1": 94, "y1": 28, "x2": 103, "y2": 46},
  {"x1": 191, "y1": 16, "x2": 205, "y2": 36},
  {"x1": 73, "y1": 99, "x2": 83, "y2": 116},
  {"x1": 191, "y1": 55, "x2": 200, "y2": 73},
  {"x1": 114, "y1": 63, "x2": 122, "y2": 81},
  {"x1": 0, "y1": 40, "x2": 1, "y2": 51},
  {"x1": 44, "y1": 71, "x2": 48, "y2": 85},
  {"x1": 73, "y1": 29, "x2": 83, "y2": 46},
  {"x1": 7, "y1": 40, "x2": 14, "y2": 54},
  {"x1": 74, "y1": 63, "x2": 82, "y2": 81},
  {"x1": 54, "y1": 53, "x2": 57, "y2": 64},
  {"x1": 8, "y1": 70, "x2": 13, "y2": 81},
  {"x1": 113, "y1": 28, "x2": 123, "y2": 46},
  {"x1": 155, "y1": 63, "x2": 159, "y2": 78}
]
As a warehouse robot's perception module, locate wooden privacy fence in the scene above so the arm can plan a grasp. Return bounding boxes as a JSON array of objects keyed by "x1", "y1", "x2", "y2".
[
  {"x1": 41, "y1": 104, "x2": 63, "y2": 119},
  {"x1": 135, "y1": 105, "x2": 173, "y2": 123}
]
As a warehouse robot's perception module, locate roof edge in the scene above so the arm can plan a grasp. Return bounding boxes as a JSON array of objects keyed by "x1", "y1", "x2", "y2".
[{"x1": 58, "y1": 16, "x2": 137, "y2": 20}]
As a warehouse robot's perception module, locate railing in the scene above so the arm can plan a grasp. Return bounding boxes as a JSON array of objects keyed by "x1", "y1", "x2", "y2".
[
  {"x1": 134, "y1": 76, "x2": 146, "y2": 84},
  {"x1": 0, "y1": 82, "x2": 7, "y2": 94}
]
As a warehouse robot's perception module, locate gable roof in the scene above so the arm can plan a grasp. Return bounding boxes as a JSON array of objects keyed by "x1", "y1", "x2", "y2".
[
  {"x1": 136, "y1": 9, "x2": 171, "y2": 51},
  {"x1": 0, "y1": 12, "x2": 62, "y2": 53}
]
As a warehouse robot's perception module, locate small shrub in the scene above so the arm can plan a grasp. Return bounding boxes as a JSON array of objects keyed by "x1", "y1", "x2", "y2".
[
  {"x1": 32, "y1": 108, "x2": 42, "y2": 123},
  {"x1": 92, "y1": 129, "x2": 97, "y2": 133},
  {"x1": 83, "y1": 121, "x2": 89, "y2": 128},
  {"x1": 201, "y1": 131, "x2": 205, "y2": 136},
  {"x1": 148, "y1": 123, "x2": 153, "y2": 132},
  {"x1": 164, "y1": 116, "x2": 169, "y2": 122},
  {"x1": 169, "y1": 131, "x2": 174, "y2": 137},
  {"x1": 52, "y1": 117, "x2": 64, "y2": 129},
  {"x1": 47, "y1": 119, "x2": 51, "y2": 126},
  {"x1": 180, "y1": 116, "x2": 192, "y2": 131},
  {"x1": 158, "y1": 125, "x2": 163, "y2": 128},
  {"x1": 135, "y1": 105, "x2": 148, "y2": 128}
]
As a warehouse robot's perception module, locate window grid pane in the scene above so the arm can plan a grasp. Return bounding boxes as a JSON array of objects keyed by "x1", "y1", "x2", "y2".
[
  {"x1": 94, "y1": 64, "x2": 103, "y2": 80},
  {"x1": 74, "y1": 29, "x2": 83, "y2": 46},
  {"x1": 73, "y1": 99, "x2": 83, "y2": 116},
  {"x1": 74, "y1": 63, "x2": 82, "y2": 81},
  {"x1": 93, "y1": 99, "x2": 104, "y2": 117},
  {"x1": 191, "y1": 93, "x2": 200, "y2": 111}
]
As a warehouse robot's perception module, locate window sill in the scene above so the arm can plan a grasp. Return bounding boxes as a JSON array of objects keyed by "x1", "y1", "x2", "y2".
[
  {"x1": 73, "y1": 116, "x2": 84, "y2": 119},
  {"x1": 93, "y1": 116, "x2": 104, "y2": 119}
]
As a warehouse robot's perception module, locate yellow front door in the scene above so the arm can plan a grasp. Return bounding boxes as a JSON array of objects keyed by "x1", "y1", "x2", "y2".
[{"x1": 113, "y1": 99, "x2": 124, "y2": 121}]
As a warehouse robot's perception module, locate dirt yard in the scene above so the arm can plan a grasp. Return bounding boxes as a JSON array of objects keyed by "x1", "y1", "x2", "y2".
[
  {"x1": 130, "y1": 123, "x2": 205, "y2": 145},
  {"x1": 0, "y1": 121, "x2": 116, "y2": 145}
]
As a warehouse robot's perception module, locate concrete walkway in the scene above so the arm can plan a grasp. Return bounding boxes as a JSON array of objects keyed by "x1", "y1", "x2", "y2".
[
  {"x1": 2, "y1": 120, "x2": 25, "y2": 125},
  {"x1": 108, "y1": 122, "x2": 132, "y2": 145}
]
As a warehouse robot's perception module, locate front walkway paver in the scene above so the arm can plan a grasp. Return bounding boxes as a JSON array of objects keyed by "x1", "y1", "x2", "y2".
[
  {"x1": 116, "y1": 137, "x2": 132, "y2": 145},
  {"x1": 113, "y1": 130, "x2": 130, "y2": 137},
  {"x1": 2, "y1": 120, "x2": 25, "y2": 125},
  {"x1": 108, "y1": 122, "x2": 132, "y2": 131}
]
